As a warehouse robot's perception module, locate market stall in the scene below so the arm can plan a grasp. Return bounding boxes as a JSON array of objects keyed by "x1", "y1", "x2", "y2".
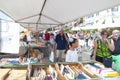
[{"x1": 1, "y1": 0, "x2": 120, "y2": 80}]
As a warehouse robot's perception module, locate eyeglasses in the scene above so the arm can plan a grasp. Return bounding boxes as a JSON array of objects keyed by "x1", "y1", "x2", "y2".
[{"x1": 103, "y1": 33, "x2": 107, "y2": 35}]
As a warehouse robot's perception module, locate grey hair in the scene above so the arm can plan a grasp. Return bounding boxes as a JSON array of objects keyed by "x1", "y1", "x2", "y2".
[{"x1": 112, "y1": 30, "x2": 119, "y2": 34}]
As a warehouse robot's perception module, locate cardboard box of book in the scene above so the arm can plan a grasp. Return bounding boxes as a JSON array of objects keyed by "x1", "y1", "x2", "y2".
[
  {"x1": 6, "y1": 69, "x2": 27, "y2": 80},
  {"x1": 0, "y1": 69, "x2": 11, "y2": 80},
  {"x1": 30, "y1": 63, "x2": 59, "y2": 80},
  {"x1": 83, "y1": 62, "x2": 120, "y2": 77},
  {"x1": 30, "y1": 62, "x2": 95, "y2": 80},
  {"x1": 0, "y1": 68, "x2": 27, "y2": 80}
]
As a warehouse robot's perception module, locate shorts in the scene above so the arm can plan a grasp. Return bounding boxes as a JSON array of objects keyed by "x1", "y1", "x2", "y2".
[{"x1": 56, "y1": 50, "x2": 65, "y2": 59}]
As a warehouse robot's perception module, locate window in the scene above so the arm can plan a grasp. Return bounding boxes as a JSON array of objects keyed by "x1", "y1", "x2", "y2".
[
  {"x1": 96, "y1": 12, "x2": 99, "y2": 16},
  {"x1": 111, "y1": 7, "x2": 118, "y2": 12}
]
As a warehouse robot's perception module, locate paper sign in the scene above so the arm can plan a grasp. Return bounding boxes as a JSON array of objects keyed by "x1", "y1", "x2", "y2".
[{"x1": 0, "y1": 21, "x2": 20, "y2": 54}]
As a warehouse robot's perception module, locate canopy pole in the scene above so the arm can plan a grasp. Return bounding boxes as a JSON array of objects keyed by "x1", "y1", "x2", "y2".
[
  {"x1": 36, "y1": 0, "x2": 47, "y2": 28},
  {"x1": 42, "y1": 14, "x2": 63, "y2": 24},
  {"x1": 0, "y1": 18, "x2": 59, "y2": 25},
  {"x1": 27, "y1": 24, "x2": 30, "y2": 29},
  {"x1": 0, "y1": 18, "x2": 1, "y2": 51},
  {"x1": 16, "y1": 14, "x2": 39, "y2": 21}
]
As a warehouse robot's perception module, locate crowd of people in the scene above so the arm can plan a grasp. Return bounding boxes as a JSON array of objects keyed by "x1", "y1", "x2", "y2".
[{"x1": 22, "y1": 27, "x2": 120, "y2": 71}]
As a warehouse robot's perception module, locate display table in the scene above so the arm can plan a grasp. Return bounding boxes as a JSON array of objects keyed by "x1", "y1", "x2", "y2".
[
  {"x1": 0, "y1": 64, "x2": 27, "y2": 80},
  {"x1": 78, "y1": 49, "x2": 92, "y2": 61},
  {"x1": 0, "y1": 60, "x2": 120, "y2": 80},
  {"x1": 30, "y1": 46, "x2": 51, "y2": 58}
]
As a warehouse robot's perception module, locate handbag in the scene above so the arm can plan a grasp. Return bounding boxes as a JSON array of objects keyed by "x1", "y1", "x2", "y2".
[{"x1": 100, "y1": 40, "x2": 112, "y2": 67}]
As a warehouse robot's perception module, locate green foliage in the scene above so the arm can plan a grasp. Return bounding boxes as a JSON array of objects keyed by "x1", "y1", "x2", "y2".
[
  {"x1": 64, "y1": 28, "x2": 72, "y2": 34},
  {"x1": 47, "y1": 28, "x2": 52, "y2": 31}
]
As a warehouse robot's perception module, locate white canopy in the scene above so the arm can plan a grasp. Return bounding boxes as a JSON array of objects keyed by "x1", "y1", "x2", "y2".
[{"x1": 0, "y1": 0, "x2": 120, "y2": 31}]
